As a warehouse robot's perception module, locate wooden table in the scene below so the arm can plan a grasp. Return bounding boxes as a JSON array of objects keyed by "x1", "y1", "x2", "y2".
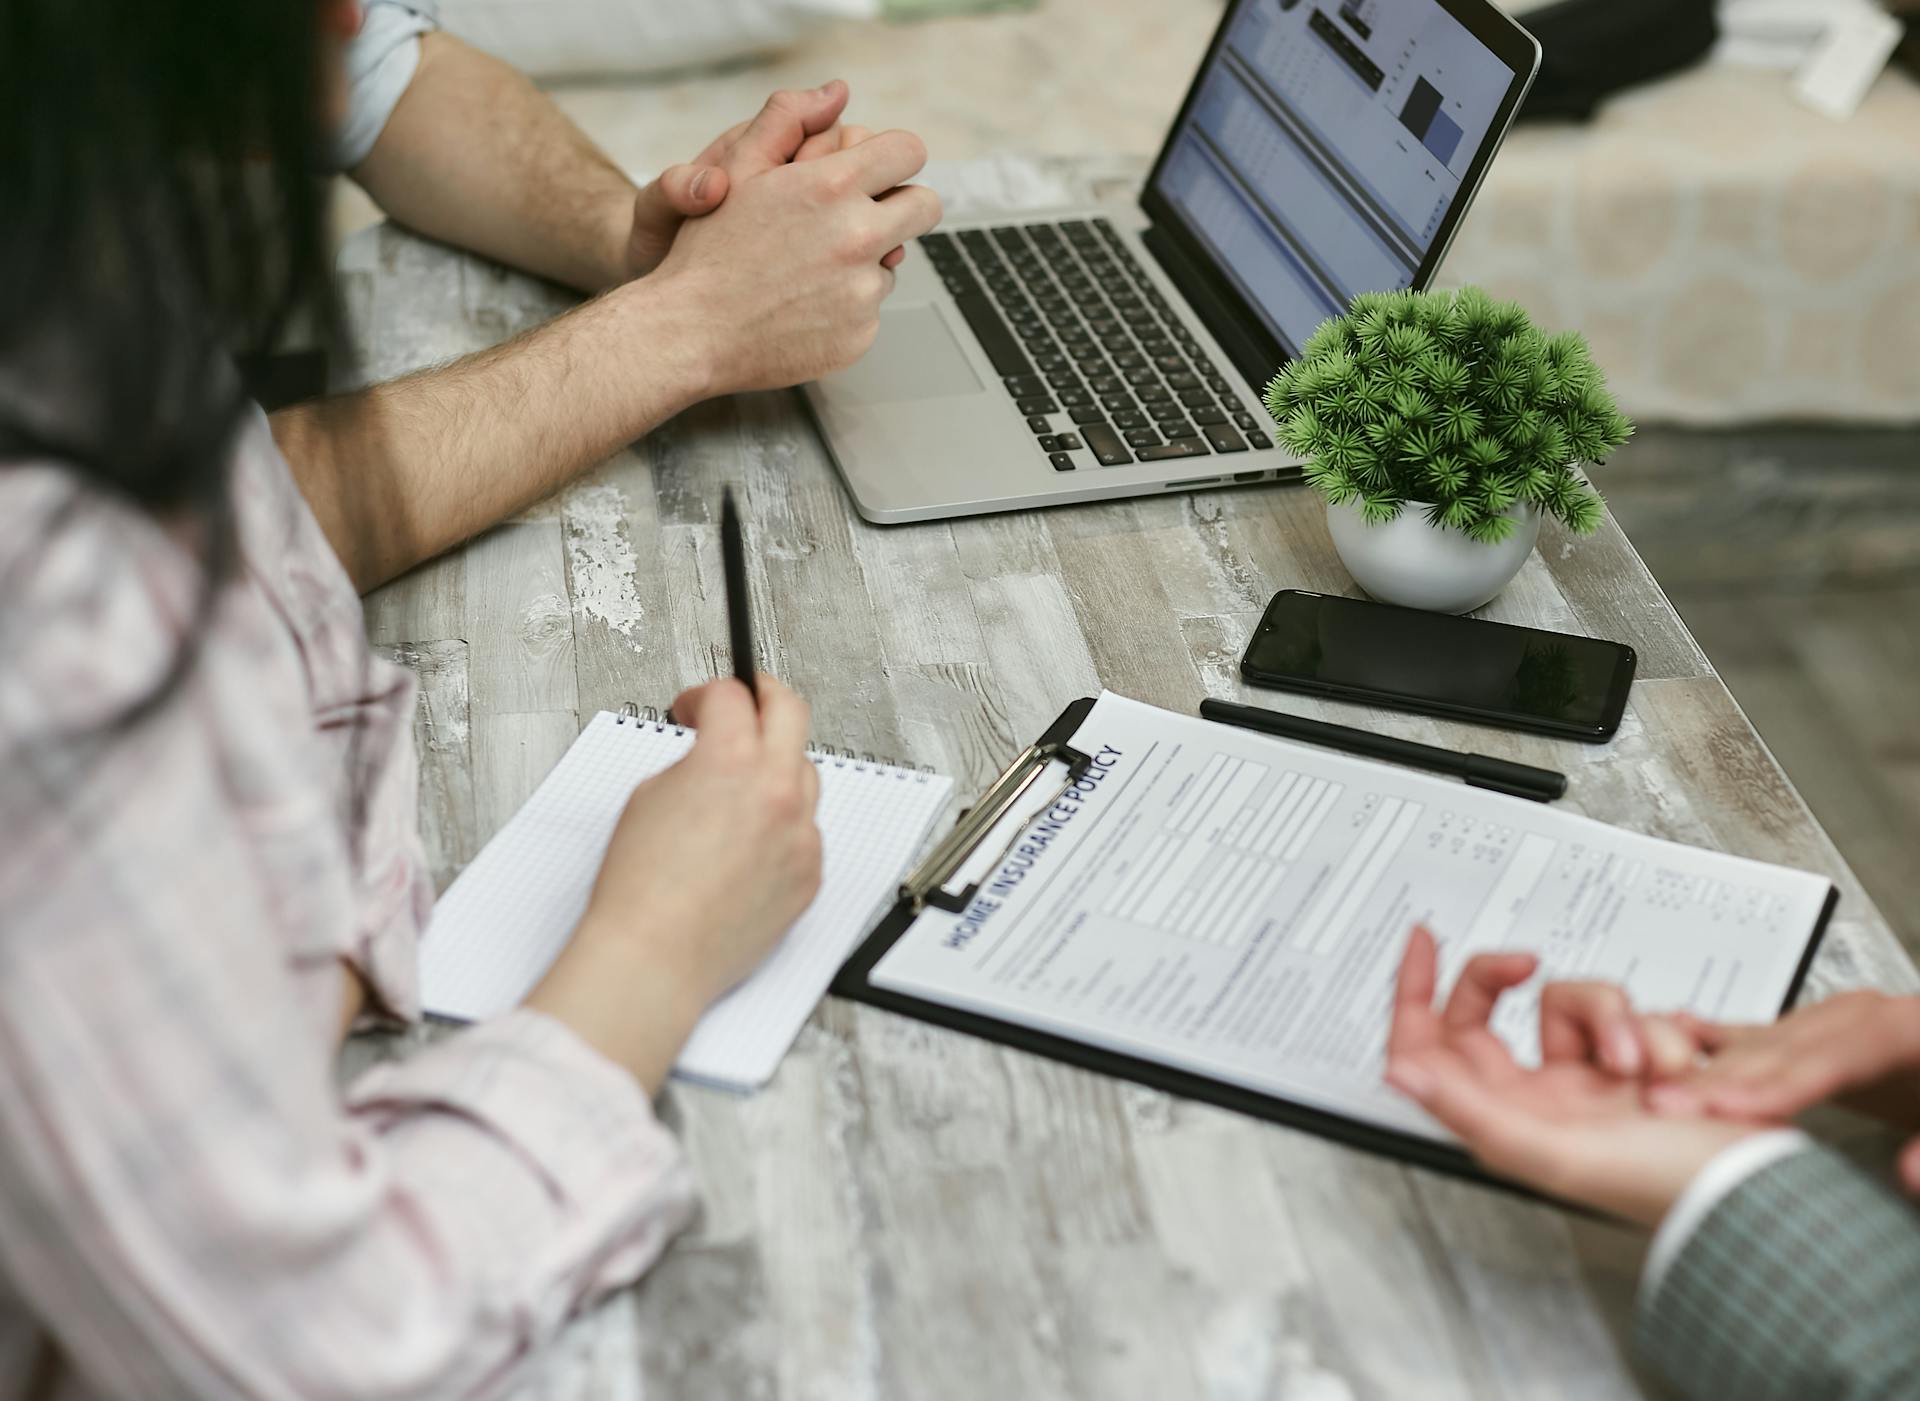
[{"x1": 345, "y1": 159, "x2": 1919, "y2": 1401}]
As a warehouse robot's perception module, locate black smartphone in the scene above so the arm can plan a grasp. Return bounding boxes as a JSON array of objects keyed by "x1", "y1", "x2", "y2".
[{"x1": 1241, "y1": 590, "x2": 1637, "y2": 741}]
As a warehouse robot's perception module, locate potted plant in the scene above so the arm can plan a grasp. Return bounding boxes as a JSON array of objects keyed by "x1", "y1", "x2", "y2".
[{"x1": 1263, "y1": 287, "x2": 1633, "y2": 614}]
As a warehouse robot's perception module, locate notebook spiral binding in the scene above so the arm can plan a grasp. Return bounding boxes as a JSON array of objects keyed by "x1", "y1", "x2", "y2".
[{"x1": 614, "y1": 702, "x2": 934, "y2": 779}]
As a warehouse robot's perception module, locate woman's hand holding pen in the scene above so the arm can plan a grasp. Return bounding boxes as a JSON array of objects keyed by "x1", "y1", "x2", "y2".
[{"x1": 528, "y1": 675, "x2": 824, "y2": 1094}]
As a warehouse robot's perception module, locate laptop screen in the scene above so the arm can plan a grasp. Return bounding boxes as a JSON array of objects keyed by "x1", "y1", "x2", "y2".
[{"x1": 1148, "y1": 0, "x2": 1531, "y2": 360}]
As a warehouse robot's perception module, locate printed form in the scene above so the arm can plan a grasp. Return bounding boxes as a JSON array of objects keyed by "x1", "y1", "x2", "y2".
[{"x1": 871, "y1": 693, "x2": 1834, "y2": 1139}]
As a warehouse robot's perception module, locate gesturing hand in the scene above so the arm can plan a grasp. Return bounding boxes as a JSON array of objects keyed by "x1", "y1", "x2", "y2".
[
  {"x1": 1640, "y1": 992, "x2": 1920, "y2": 1190},
  {"x1": 1510, "y1": 980, "x2": 1920, "y2": 1195},
  {"x1": 1384, "y1": 926, "x2": 1761, "y2": 1225},
  {"x1": 528, "y1": 675, "x2": 823, "y2": 1092},
  {"x1": 623, "y1": 81, "x2": 900, "y2": 278}
]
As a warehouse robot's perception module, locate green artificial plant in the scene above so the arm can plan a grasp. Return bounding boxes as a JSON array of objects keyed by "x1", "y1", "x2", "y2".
[{"x1": 1263, "y1": 287, "x2": 1633, "y2": 544}]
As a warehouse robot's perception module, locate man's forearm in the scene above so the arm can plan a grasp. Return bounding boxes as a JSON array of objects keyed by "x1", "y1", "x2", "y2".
[
  {"x1": 351, "y1": 32, "x2": 637, "y2": 293},
  {"x1": 273, "y1": 276, "x2": 713, "y2": 592}
]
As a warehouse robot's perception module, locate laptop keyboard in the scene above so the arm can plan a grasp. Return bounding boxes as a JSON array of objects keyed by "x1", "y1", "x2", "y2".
[{"x1": 917, "y1": 218, "x2": 1275, "y2": 472}]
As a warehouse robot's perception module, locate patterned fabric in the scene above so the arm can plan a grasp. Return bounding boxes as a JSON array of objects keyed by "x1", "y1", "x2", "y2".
[
  {"x1": 0, "y1": 411, "x2": 695, "y2": 1400},
  {"x1": 1442, "y1": 60, "x2": 1920, "y2": 425},
  {"x1": 1638, "y1": 1144, "x2": 1920, "y2": 1401},
  {"x1": 1642, "y1": 1130, "x2": 1813, "y2": 1297}
]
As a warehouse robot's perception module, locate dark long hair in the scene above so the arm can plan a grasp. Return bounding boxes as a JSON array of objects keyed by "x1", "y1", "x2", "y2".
[{"x1": 1, "y1": 0, "x2": 338, "y2": 719}]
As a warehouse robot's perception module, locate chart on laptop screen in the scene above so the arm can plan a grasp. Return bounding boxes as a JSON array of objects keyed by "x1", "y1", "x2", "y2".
[{"x1": 1154, "y1": 0, "x2": 1519, "y2": 357}]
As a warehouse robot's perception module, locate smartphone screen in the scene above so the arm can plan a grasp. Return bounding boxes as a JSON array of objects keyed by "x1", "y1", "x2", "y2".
[{"x1": 1241, "y1": 591, "x2": 1636, "y2": 740}]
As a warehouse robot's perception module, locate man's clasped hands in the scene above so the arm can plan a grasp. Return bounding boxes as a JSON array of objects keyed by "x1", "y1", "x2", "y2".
[
  {"x1": 1386, "y1": 925, "x2": 1920, "y2": 1224},
  {"x1": 617, "y1": 78, "x2": 938, "y2": 391}
]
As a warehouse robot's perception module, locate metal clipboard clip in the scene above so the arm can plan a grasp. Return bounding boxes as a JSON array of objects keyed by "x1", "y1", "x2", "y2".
[{"x1": 898, "y1": 737, "x2": 1093, "y2": 916}]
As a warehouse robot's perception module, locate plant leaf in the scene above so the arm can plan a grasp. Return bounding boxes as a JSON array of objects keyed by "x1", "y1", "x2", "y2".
[
  {"x1": 1561, "y1": 487, "x2": 1605, "y2": 534},
  {"x1": 1264, "y1": 365, "x2": 1299, "y2": 417},
  {"x1": 1481, "y1": 474, "x2": 1518, "y2": 513},
  {"x1": 1421, "y1": 352, "x2": 1469, "y2": 396},
  {"x1": 1302, "y1": 317, "x2": 1349, "y2": 362},
  {"x1": 1425, "y1": 451, "x2": 1469, "y2": 496},
  {"x1": 1437, "y1": 400, "x2": 1483, "y2": 445},
  {"x1": 1275, "y1": 285, "x2": 1630, "y2": 525},
  {"x1": 1466, "y1": 512, "x2": 1519, "y2": 545},
  {"x1": 1359, "y1": 492, "x2": 1404, "y2": 525},
  {"x1": 1278, "y1": 406, "x2": 1322, "y2": 456}
]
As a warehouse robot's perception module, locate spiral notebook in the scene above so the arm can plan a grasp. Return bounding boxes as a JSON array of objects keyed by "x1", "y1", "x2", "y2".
[{"x1": 421, "y1": 707, "x2": 955, "y2": 1090}]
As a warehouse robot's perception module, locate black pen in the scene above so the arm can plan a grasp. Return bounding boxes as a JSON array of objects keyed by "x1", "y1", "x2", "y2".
[
  {"x1": 720, "y1": 487, "x2": 758, "y2": 707},
  {"x1": 1199, "y1": 698, "x2": 1567, "y2": 803}
]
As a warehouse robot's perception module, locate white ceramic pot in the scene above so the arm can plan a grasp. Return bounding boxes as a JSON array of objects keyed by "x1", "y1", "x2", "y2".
[{"x1": 1325, "y1": 499, "x2": 1541, "y2": 614}]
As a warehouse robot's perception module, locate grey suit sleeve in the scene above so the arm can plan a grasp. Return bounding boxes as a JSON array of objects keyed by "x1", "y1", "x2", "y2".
[{"x1": 1637, "y1": 1144, "x2": 1920, "y2": 1401}]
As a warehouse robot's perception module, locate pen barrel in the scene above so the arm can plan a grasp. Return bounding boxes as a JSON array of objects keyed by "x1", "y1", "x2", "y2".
[
  {"x1": 1199, "y1": 699, "x2": 1567, "y2": 802},
  {"x1": 1463, "y1": 756, "x2": 1567, "y2": 802}
]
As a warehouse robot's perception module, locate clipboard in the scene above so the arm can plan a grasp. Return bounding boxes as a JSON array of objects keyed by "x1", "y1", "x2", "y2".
[{"x1": 832, "y1": 697, "x2": 1841, "y2": 1200}]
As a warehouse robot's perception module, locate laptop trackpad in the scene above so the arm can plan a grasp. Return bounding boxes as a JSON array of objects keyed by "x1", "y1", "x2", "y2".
[{"x1": 831, "y1": 307, "x2": 984, "y2": 404}]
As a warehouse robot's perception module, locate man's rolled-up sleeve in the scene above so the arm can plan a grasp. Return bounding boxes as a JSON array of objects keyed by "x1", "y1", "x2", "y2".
[{"x1": 333, "y1": 1, "x2": 442, "y2": 171}]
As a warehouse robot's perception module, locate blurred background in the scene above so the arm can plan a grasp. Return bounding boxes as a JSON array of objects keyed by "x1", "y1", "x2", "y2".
[{"x1": 333, "y1": 0, "x2": 1920, "y2": 954}]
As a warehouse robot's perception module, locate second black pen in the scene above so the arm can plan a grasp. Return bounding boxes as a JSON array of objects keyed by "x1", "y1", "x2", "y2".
[{"x1": 1199, "y1": 698, "x2": 1568, "y2": 803}]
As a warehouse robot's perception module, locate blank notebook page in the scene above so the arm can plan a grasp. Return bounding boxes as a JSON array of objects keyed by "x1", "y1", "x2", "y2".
[{"x1": 421, "y1": 710, "x2": 955, "y2": 1090}]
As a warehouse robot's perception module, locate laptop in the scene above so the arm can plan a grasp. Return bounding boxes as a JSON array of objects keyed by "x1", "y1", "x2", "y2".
[{"x1": 804, "y1": 0, "x2": 1542, "y2": 524}]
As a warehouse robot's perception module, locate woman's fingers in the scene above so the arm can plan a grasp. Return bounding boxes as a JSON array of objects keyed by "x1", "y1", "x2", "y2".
[
  {"x1": 798, "y1": 750, "x2": 822, "y2": 812},
  {"x1": 1538, "y1": 983, "x2": 1719, "y2": 1080},
  {"x1": 1430, "y1": 950, "x2": 1534, "y2": 1085},
  {"x1": 1541, "y1": 981, "x2": 1636, "y2": 1071},
  {"x1": 1639, "y1": 1014, "x2": 1706, "y2": 1077},
  {"x1": 1391, "y1": 931, "x2": 1524, "y2": 1083},
  {"x1": 671, "y1": 678, "x2": 759, "y2": 757},
  {"x1": 1450, "y1": 1026, "x2": 1525, "y2": 1086},
  {"x1": 755, "y1": 674, "x2": 812, "y2": 760},
  {"x1": 1388, "y1": 926, "x2": 1443, "y2": 1061},
  {"x1": 1387, "y1": 1048, "x2": 1546, "y2": 1181},
  {"x1": 1442, "y1": 952, "x2": 1538, "y2": 1030},
  {"x1": 1645, "y1": 1034, "x2": 1807, "y2": 1119},
  {"x1": 1646, "y1": 997, "x2": 1919, "y2": 1120},
  {"x1": 1648, "y1": 1050, "x2": 1826, "y2": 1122}
]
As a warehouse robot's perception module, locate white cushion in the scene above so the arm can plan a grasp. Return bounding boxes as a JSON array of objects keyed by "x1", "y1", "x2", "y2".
[{"x1": 438, "y1": 0, "x2": 879, "y2": 80}]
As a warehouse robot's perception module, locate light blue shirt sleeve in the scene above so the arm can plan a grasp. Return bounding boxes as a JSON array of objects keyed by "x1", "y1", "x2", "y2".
[{"x1": 330, "y1": 0, "x2": 442, "y2": 171}]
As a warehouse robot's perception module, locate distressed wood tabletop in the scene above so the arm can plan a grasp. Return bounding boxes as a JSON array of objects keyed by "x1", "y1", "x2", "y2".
[{"x1": 343, "y1": 158, "x2": 1918, "y2": 1401}]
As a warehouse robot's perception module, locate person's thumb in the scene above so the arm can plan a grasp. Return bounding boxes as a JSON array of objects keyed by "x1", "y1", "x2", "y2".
[
  {"x1": 652, "y1": 163, "x2": 729, "y2": 217},
  {"x1": 624, "y1": 166, "x2": 728, "y2": 277}
]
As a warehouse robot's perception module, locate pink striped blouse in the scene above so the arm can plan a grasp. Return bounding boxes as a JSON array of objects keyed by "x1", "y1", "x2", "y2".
[{"x1": 0, "y1": 410, "x2": 694, "y2": 1398}]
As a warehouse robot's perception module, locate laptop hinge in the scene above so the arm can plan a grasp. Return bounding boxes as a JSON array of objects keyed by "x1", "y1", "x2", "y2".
[{"x1": 1140, "y1": 225, "x2": 1280, "y2": 400}]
